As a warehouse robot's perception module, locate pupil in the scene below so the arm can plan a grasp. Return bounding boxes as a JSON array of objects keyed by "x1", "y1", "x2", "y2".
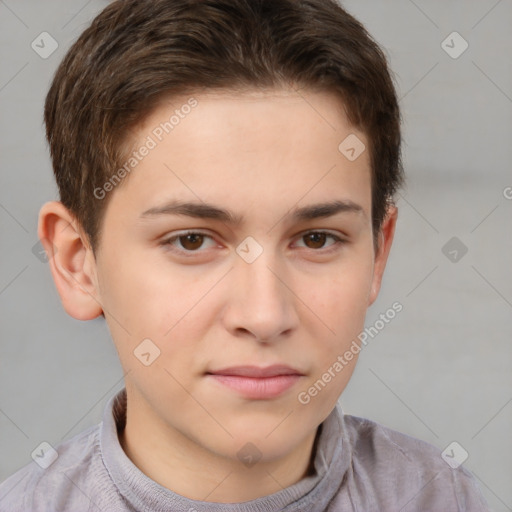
[
  {"x1": 308, "y1": 233, "x2": 325, "y2": 248},
  {"x1": 182, "y1": 234, "x2": 203, "y2": 249}
]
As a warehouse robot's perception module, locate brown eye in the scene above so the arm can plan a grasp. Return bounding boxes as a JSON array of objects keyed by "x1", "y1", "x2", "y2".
[
  {"x1": 161, "y1": 231, "x2": 216, "y2": 254},
  {"x1": 297, "y1": 231, "x2": 344, "y2": 251},
  {"x1": 178, "y1": 233, "x2": 204, "y2": 251},
  {"x1": 303, "y1": 232, "x2": 328, "y2": 249}
]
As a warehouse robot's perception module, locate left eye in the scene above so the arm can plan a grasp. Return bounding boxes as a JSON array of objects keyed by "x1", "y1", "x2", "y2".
[
  {"x1": 161, "y1": 230, "x2": 344, "y2": 254},
  {"x1": 295, "y1": 231, "x2": 344, "y2": 250}
]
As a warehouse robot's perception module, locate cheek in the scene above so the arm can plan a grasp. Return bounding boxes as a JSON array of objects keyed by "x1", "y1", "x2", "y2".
[
  {"x1": 307, "y1": 256, "x2": 373, "y2": 327},
  {"x1": 99, "y1": 254, "x2": 221, "y2": 366},
  {"x1": 295, "y1": 269, "x2": 371, "y2": 412},
  {"x1": 298, "y1": 253, "x2": 374, "y2": 371},
  {"x1": 98, "y1": 252, "x2": 181, "y2": 331}
]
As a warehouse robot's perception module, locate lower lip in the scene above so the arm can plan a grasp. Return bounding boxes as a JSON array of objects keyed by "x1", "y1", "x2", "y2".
[{"x1": 207, "y1": 374, "x2": 302, "y2": 399}]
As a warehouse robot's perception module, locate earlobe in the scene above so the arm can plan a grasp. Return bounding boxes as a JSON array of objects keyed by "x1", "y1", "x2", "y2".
[
  {"x1": 368, "y1": 204, "x2": 398, "y2": 306},
  {"x1": 38, "y1": 201, "x2": 104, "y2": 320}
]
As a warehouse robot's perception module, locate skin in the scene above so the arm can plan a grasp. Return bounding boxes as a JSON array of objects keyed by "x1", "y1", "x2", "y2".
[{"x1": 39, "y1": 88, "x2": 397, "y2": 503}]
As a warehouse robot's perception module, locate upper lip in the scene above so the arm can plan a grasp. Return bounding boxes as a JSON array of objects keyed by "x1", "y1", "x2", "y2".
[{"x1": 207, "y1": 365, "x2": 304, "y2": 378}]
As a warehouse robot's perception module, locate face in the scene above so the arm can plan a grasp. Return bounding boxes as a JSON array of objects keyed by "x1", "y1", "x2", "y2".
[{"x1": 88, "y1": 88, "x2": 393, "y2": 464}]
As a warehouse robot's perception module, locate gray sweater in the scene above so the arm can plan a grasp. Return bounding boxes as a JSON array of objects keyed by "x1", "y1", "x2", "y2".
[{"x1": 0, "y1": 388, "x2": 489, "y2": 511}]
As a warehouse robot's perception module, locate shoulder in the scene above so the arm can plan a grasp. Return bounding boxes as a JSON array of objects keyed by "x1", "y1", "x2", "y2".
[
  {"x1": 0, "y1": 423, "x2": 107, "y2": 512},
  {"x1": 343, "y1": 413, "x2": 444, "y2": 466},
  {"x1": 340, "y1": 412, "x2": 490, "y2": 511}
]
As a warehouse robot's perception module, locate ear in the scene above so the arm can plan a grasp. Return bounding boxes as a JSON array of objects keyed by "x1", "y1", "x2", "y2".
[
  {"x1": 368, "y1": 204, "x2": 398, "y2": 306},
  {"x1": 37, "y1": 201, "x2": 104, "y2": 320}
]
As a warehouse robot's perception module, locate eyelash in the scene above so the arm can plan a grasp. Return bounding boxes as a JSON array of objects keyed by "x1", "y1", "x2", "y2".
[{"x1": 160, "y1": 230, "x2": 346, "y2": 257}]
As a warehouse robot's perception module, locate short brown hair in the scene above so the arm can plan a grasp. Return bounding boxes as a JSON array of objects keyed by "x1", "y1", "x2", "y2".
[{"x1": 44, "y1": 0, "x2": 404, "y2": 254}]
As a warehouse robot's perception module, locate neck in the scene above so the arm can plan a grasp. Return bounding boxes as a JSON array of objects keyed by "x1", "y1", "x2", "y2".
[{"x1": 118, "y1": 391, "x2": 320, "y2": 503}]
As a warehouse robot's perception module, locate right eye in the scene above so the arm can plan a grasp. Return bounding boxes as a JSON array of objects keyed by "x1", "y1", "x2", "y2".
[{"x1": 160, "y1": 231, "x2": 218, "y2": 254}]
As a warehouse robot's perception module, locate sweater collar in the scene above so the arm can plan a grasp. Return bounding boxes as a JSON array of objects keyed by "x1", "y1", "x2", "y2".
[{"x1": 101, "y1": 388, "x2": 351, "y2": 512}]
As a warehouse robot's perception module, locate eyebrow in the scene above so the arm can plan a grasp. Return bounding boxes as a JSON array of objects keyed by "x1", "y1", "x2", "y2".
[{"x1": 140, "y1": 199, "x2": 365, "y2": 224}]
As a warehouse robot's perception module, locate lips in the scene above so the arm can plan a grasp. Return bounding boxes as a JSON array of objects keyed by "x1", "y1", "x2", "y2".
[
  {"x1": 206, "y1": 364, "x2": 304, "y2": 378},
  {"x1": 206, "y1": 365, "x2": 304, "y2": 399}
]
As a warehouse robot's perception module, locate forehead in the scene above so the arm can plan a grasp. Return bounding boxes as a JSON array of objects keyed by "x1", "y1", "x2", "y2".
[{"x1": 107, "y1": 88, "x2": 372, "y2": 225}]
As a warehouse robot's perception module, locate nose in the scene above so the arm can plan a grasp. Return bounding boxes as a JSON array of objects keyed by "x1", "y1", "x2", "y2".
[{"x1": 222, "y1": 248, "x2": 299, "y2": 343}]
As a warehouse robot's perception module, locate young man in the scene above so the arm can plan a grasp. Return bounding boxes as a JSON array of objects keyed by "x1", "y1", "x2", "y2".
[{"x1": 0, "y1": 0, "x2": 489, "y2": 510}]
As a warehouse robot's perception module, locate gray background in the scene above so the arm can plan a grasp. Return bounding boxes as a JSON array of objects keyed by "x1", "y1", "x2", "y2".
[{"x1": 0, "y1": 0, "x2": 511, "y2": 509}]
